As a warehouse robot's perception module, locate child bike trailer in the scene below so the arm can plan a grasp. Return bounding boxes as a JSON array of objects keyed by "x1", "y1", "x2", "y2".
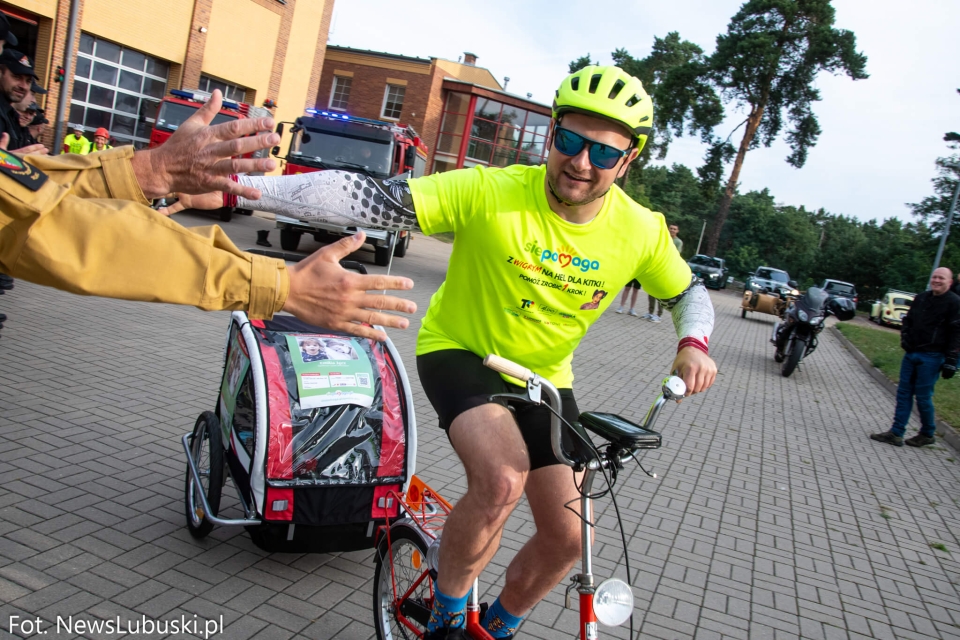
[{"x1": 183, "y1": 311, "x2": 417, "y2": 553}]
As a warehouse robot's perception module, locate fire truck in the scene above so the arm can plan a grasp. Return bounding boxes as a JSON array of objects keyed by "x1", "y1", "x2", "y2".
[
  {"x1": 150, "y1": 89, "x2": 272, "y2": 221},
  {"x1": 271, "y1": 109, "x2": 429, "y2": 265}
]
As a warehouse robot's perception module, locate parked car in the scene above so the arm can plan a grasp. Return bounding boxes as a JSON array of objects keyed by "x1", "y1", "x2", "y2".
[
  {"x1": 740, "y1": 266, "x2": 799, "y2": 319},
  {"x1": 687, "y1": 254, "x2": 729, "y2": 289},
  {"x1": 870, "y1": 290, "x2": 915, "y2": 327},
  {"x1": 743, "y1": 266, "x2": 795, "y2": 297},
  {"x1": 820, "y1": 279, "x2": 858, "y2": 305}
]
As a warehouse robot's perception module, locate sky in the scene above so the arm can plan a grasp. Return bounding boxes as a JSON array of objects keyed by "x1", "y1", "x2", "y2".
[{"x1": 328, "y1": 0, "x2": 960, "y2": 224}]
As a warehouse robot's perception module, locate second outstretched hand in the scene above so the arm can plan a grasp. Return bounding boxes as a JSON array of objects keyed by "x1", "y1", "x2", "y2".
[
  {"x1": 282, "y1": 231, "x2": 417, "y2": 342},
  {"x1": 157, "y1": 191, "x2": 221, "y2": 216},
  {"x1": 131, "y1": 89, "x2": 279, "y2": 201},
  {"x1": 670, "y1": 346, "x2": 717, "y2": 396}
]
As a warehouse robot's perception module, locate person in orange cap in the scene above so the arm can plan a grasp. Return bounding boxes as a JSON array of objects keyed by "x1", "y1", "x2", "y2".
[{"x1": 92, "y1": 127, "x2": 112, "y2": 152}]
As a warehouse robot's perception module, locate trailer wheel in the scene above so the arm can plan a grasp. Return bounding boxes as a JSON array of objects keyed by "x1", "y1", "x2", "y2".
[
  {"x1": 219, "y1": 208, "x2": 232, "y2": 222},
  {"x1": 373, "y1": 523, "x2": 433, "y2": 640},
  {"x1": 741, "y1": 308, "x2": 747, "y2": 318},
  {"x1": 185, "y1": 411, "x2": 224, "y2": 538},
  {"x1": 280, "y1": 229, "x2": 302, "y2": 252},
  {"x1": 393, "y1": 233, "x2": 411, "y2": 258},
  {"x1": 374, "y1": 243, "x2": 391, "y2": 267}
]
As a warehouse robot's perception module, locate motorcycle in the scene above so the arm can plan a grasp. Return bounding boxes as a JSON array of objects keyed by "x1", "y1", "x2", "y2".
[{"x1": 772, "y1": 287, "x2": 856, "y2": 377}]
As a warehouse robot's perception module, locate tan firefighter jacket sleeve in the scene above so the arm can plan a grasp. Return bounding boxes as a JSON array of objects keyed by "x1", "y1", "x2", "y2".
[{"x1": 0, "y1": 146, "x2": 289, "y2": 318}]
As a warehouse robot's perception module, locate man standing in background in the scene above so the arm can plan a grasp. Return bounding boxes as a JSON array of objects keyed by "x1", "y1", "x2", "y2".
[
  {"x1": 644, "y1": 222, "x2": 683, "y2": 323},
  {"x1": 871, "y1": 267, "x2": 960, "y2": 447},
  {"x1": 63, "y1": 125, "x2": 91, "y2": 154},
  {"x1": 0, "y1": 48, "x2": 37, "y2": 152}
]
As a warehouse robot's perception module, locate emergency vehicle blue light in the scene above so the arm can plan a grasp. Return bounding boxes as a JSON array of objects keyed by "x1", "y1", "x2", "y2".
[
  {"x1": 306, "y1": 108, "x2": 319, "y2": 115},
  {"x1": 170, "y1": 89, "x2": 194, "y2": 100},
  {"x1": 341, "y1": 114, "x2": 349, "y2": 120}
]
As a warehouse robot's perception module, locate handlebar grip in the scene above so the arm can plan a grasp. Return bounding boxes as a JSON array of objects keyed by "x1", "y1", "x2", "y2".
[{"x1": 483, "y1": 354, "x2": 533, "y2": 382}]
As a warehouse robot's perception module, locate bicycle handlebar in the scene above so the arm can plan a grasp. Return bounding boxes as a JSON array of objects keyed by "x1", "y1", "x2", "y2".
[
  {"x1": 483, "y1": 354, "x2": 686, "y2": 468},
  {"x1": 483, "y1": 354, "x2": 533, "y2": 382}
]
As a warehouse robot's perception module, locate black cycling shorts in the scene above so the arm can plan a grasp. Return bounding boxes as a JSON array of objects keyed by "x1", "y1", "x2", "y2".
[
  {"x1": 625, "y1": 279, "x2": 642, "y2": 289},
  {"x1": 417, "y1": 349, "x2": 587, "y2": 470}
]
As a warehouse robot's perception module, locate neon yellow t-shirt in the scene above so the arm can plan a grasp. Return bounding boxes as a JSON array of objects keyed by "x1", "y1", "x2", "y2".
[{"x1": 410, "y1": 163, "x2": 691, "y2": 388}]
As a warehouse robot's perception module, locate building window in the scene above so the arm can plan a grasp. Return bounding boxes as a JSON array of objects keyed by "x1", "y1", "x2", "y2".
[
  {"x1": 329, "y1": 75, "x2": 351, "y2": 111},
  {"x1": 69, "y1": 33, "x2": 169, "y2": 149},
  {"x1": 431, "y1": 91, "x2": 551, "y2": 173},
  {"x1": 199, "y1": 74, "x2": 245, "y2": 102},
  {"x1": 381, "y1": 84, "x2": 405, "y2": 120}
]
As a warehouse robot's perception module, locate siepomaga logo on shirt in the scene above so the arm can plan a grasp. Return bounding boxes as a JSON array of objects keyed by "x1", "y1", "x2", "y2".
[{"x1": 525, "y1": 240, "x2": 600, "y2": 273}]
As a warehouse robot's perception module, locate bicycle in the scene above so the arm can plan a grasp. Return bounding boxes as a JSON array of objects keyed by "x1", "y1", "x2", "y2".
[{"x1": 372, "y1": 354, "x2": 686, "y2": 639}]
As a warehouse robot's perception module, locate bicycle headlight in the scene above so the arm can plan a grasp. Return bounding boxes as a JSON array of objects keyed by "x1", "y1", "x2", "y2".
[
  {"x1": 593, "y1": 578, "x2": 634, "y2": 626},
  {"x1": 798, "y1": 309, "x2": 808, "y2": 322}
]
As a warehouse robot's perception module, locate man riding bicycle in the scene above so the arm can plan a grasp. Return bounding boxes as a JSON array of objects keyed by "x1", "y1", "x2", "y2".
[{"x1": 169, "y1": 65, "x2": 717, "y2": 639}]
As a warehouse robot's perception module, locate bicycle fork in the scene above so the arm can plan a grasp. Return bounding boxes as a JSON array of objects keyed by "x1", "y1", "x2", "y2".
[{"x1": 566, "y1": 460, "x2": 600, "y2": 640}]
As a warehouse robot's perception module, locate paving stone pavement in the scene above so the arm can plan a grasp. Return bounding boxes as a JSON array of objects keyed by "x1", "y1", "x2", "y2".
[{"x1": 2, "y1": 212, "x2": 960, "y2": 639}]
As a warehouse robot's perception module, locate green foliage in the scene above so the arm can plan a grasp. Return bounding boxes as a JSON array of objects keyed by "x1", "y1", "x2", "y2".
[
  {"x1": 569, "y1": 32, "x2": 714, "y2": 166},
  {"x1": 623, "y1": 158, "x2": 939, "y2": 299},
  {"x1": 707, "y1": 0, "x2": 868, "y2": 167},
  {"x1": 909, "y1": 154, "x2": 960, "y2": 231},
  {"x1": 567, "y1": 55, "x2": 593, "y2": 74}
]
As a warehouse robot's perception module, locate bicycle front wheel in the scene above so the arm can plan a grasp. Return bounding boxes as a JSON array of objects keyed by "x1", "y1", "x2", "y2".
[{"x1": 373, "y1": 523, "x2": 434, "y2": 640}]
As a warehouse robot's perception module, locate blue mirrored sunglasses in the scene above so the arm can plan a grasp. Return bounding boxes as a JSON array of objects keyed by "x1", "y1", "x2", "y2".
[{"x1": 552, "y1": 125, "x2": 632, "y2": 170}]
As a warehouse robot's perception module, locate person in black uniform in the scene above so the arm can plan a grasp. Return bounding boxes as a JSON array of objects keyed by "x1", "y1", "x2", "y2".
[{"x1": 0, "y1": 48, "x2": 38, "y2": 152}]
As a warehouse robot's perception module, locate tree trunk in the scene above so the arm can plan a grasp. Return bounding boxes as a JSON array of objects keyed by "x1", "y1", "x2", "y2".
[
  {"x1": 704, "y1": 103, "x2": 766, "y2": 256},
  {"x1": 704, "y1": 13, "x2": 795, "y2": 257}
]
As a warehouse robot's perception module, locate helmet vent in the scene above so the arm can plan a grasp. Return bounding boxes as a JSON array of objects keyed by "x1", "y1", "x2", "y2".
[
  {"x1": 570, "y1": 77, "x2": 580, "y2": 91},
  {"x1": 608, "y1": 80, "x2": 625, "y2": 100},
  {"x1": 589, "y1": 74, "x2": 602, "y2": 94},
  {"x1": 625, "y1": 94, "x2": 643, "y2": 108}
]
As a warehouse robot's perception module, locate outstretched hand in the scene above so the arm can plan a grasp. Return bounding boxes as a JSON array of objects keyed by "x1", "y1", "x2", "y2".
[
  {"x1": 282, "y1": 231, "x2": 417, "y2": 342},
  {"x1": 670, "y1": 347, "x2": 717, "y2": 396},
  {"x1": 0, "y1": 133, "x2": 48, "y2": 157},
  {"x1": 157, "y1": 191, "x2": 223, "y2": 216},
  {"x1": 131, "y1": 89, "x2": 279, "y2": 200}
]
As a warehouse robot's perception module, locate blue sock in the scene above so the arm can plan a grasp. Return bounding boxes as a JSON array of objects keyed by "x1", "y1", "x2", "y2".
[
  {"x1": 426, "y1": 585, "x2": 468, "y2": 633},
  {"x1": 482, "y1": 597, "x2": 524, "y2": 638}
]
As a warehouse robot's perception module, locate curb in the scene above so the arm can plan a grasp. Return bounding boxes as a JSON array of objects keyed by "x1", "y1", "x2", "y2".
[
  {"x1": 830, "y1": 325, "x2": 960, "y2": 453},
  {"x1": 252, "y1": 211, "x2": 275, "y2": 221}
]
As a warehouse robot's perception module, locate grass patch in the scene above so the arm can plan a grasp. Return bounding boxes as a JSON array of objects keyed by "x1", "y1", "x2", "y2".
[
  {"x1": 880, "y1": 505, "x2": 893, "y2": 520},
  {"x1": 837, "y1": 323, "x2": 960, "y2": 427},
  {"x1": 930, "y1": 542, "x2": 949, "y2": 553}
]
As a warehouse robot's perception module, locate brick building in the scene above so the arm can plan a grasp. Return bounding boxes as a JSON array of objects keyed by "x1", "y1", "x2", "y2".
[
  {"x1": 317, "y1": 46, "x2": 552, "y2": 174},
  {"x1": 0, "y1": 0, "x2": 334, "y2": 149}
]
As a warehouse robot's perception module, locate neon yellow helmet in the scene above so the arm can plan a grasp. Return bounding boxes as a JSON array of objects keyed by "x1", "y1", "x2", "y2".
[{"x1": 553, "y1": 65, "x2": 653, "y2": 151}]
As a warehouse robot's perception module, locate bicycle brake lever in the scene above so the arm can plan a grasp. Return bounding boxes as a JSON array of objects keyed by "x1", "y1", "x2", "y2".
[
  {"x1": 489, "y1": 377, "x2": 542, "y2": 406},
  {"x1": 488, "y1": 392, "x2": 538, "y2": 406},
  {"x1": 565, "y1": 579, "x2": 577, "y2": 609}
]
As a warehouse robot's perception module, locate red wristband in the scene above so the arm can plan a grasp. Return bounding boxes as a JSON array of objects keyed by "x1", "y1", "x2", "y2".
[
  {"x1": 678, "y1": 336, "x2": 709, "y2": 355},
  {"x1": 222, "y1": 175, "x2": 239, "y2": 208}
]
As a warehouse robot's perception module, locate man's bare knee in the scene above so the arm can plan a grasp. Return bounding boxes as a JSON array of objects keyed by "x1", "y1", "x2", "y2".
[
  {"x1": 474, "y1": 469, "x2": 525, "y2": 513},
  {"x1": 449, "y1": 403, "x2": 529, "y2": 525}
]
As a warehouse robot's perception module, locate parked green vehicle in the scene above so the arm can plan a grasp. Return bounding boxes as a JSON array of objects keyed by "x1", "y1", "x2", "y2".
[{"x1": 687, "y1": 254, "x2": 729, "y2": 289}]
